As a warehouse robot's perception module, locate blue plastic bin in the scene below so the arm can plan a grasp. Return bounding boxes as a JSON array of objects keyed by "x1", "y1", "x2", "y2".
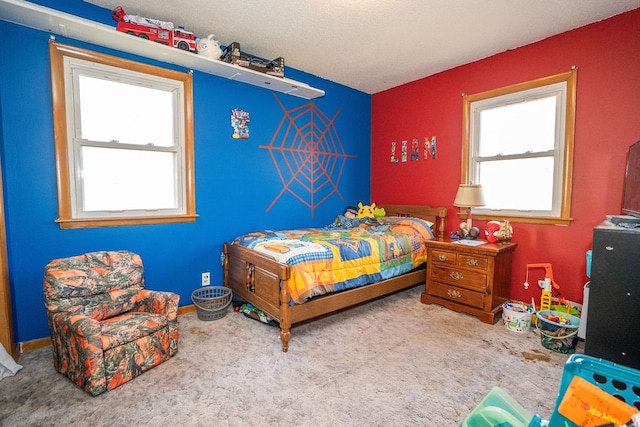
[
  {"x1": 548, "y1": 354, "x2": 640, "y2": 426},
  {"x1": 460, "y1": 386, "x2": 542, "y2": 427}
]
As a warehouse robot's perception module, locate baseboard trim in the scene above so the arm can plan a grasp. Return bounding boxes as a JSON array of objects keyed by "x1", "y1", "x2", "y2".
[{"x1": 18, "y1": 304, "x2": 198, "y2": 353}]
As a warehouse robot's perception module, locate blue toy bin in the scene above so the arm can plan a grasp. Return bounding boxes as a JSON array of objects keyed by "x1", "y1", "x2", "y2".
[
  {"x1": 459, "y1": 386, "x2": 543, "y2": 427},
  {"x1": 548, "y1": 354, "x2": 640, "y2": 426}
]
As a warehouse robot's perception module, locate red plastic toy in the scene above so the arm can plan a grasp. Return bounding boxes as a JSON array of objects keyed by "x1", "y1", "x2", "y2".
[{"x1": 112, "y1": 6, "x2": 197, "y2": 53}]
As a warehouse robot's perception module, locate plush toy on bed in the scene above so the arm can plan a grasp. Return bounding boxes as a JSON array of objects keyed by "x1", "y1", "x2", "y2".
[
  {"x1": 374, "y1": 206, "x2": 386, "y2": 217},
  {"x1": 344, "y1": 206, "x2": 358, "y2": 219},
  {"x1": 356, "y1": 202, "x2": 377, "y2": 218}
]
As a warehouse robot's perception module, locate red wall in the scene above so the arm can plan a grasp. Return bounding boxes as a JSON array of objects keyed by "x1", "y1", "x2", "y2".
[{"x1": 371, "y1": 8, "x2": 640, "y2": 305}]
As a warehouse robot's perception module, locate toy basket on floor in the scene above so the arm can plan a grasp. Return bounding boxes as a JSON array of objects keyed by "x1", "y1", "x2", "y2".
[
  {"x1": 536, "y1": 309, "x2": 580, "y2": 354},
  {"x1": 191, "y1": 286, "x2": 232, "y2": 321},
  {"x1": 548, "y1": 354, "x2": 640, "y2": 426}
]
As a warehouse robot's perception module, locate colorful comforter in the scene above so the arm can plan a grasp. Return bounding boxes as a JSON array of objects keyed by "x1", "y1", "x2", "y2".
[{"x1": 233, "y1": 216, "x2": 434, "y2": 304}]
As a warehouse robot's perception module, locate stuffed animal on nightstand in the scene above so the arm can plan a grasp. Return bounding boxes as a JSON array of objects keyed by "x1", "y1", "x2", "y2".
[{"x1": 196, "y1": 34, "x2": 222, "y2": 60}]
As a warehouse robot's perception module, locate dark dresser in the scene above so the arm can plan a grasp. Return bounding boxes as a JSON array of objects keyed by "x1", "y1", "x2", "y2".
[{"x1": 584, "y1": 216, "x2": 640, "y2": 370}]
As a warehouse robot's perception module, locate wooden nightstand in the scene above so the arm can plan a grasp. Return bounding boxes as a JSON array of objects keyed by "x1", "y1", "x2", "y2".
[{"x1": 421, "y1": 239, "x2": 517, "y2": 324}]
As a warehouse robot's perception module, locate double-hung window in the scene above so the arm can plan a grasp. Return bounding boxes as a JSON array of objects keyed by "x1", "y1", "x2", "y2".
[
  {"x1": 461, "y1": 70, "x2": 577, "y2": 225},
  {"x1": 50, "y1": 41, "x2": 196, "y2": 228}
]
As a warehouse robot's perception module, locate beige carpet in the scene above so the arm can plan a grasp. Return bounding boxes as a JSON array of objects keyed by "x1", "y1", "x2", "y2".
[{"x1": 0, "y1": 286, "x2": 579, "y2": 426}]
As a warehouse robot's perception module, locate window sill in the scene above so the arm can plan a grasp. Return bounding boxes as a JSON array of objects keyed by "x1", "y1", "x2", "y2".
[
  {"x1": 456, "y1": 210, "x2": 573, "y2": 226},
  {"x1": 56, "y1": 214, "x2": 199, "y2": 229}
]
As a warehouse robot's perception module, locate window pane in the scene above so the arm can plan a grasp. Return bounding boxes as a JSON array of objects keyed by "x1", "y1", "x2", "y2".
[
  {"x1": 81, "y1": 147, "x2": 177, "y2": 211},
  {"x1": 78, "y1": 75, "x2": 175, "y2": 147},
  {"x1": 479, "y1": 96, "x2": 556, "y2": 156},
  {"x1": 479, "y1": 157, "x2": 554, "y2": 211}
]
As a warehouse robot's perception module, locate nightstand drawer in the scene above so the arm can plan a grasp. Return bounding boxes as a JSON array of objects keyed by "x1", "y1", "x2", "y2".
[
  {"x1": 428, "y1": 281, "x2": 485, "y2": 309},
  {"x1": 430, "y1": 265, "x2": 487, "y2": 292},
  {"x1": 458, "y1": 254, "x2": 488, "y2": 271},
  {"x1": 431, "y1": 249, "x2": 457, "y2": 265}
]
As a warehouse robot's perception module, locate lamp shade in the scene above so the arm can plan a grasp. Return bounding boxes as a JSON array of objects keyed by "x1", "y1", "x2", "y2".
[{"x1": 453, "y1": 184, "x2": 486, "y2": 207}]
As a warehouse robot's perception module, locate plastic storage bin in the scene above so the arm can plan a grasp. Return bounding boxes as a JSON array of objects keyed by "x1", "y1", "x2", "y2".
[
  {"x1": 536, "y1": 310, "x2": 580, "y2": 354},
  {"x1": 460, "y1": 386, "x2": 542, "y2": 427},
  {"x1": 548, "y1": 354, "x2": 640, "y2": 426},
  {"x1": 502, "y1": 301, "x2": 533, "y2": 333}
]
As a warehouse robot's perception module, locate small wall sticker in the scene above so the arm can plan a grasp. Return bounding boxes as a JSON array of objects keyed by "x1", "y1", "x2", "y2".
[
  {"x1": 390, "y1": 141, "x2": 398, "y2": 163},
  {"x1": 411, "y1": 138, "x2": 420, "y2": 161},
  {"x1": 231, "y1": 109, "x2": 250, "y2": 139},
  {"x1": 430, "y1": 136, "x2": 437, "y2": 159}
]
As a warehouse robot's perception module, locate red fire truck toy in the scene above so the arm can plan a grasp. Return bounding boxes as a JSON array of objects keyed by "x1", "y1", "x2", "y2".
[{"x1": 112, "y1": 6, "x2": 197, "y2": 53}]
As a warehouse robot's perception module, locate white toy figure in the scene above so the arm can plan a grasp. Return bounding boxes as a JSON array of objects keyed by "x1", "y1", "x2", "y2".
[{"x1": 196, "y1": 34, "x2": 222, "y2": 60}]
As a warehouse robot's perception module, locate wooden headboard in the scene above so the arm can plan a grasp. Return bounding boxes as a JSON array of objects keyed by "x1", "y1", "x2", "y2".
[{"x1": 382, "y1": 204, "x2": 447, "y2": 240}]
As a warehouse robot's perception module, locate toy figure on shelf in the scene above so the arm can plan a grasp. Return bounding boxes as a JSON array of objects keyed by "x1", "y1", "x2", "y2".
[
  {"x1": 196, "y1": 34, "x2": 222, "y2": 60},
  {"x1": 111, "y1": 6, "x2": 197, "y2": 53},
  {"x1": 221, "y1": 41, "x2": 285, "y2": 77}
]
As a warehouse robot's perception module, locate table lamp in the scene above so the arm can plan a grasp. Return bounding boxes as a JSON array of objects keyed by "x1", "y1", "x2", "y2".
[{"x1": 453, "y1": 184, "x2": 486, "y2": 238}]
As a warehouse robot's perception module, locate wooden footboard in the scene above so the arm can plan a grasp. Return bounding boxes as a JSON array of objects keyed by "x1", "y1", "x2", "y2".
[{"x1": 223, "y1": 204, "x2": 447, "y2": 352}]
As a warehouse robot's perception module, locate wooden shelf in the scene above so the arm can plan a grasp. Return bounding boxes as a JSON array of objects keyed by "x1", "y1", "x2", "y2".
[{"x1": 0, "y1": 0, "x2": 325, "y2": 99}]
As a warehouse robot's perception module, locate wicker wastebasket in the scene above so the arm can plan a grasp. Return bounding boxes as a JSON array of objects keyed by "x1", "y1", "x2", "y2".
[{"x1": 191, "y1": 286, "x2": 232, "y2": 321}]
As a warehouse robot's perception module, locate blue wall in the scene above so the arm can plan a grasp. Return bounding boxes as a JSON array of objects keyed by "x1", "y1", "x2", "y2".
[{"x1": 0, "y1": 1, "x2": 371, "y2": 342}]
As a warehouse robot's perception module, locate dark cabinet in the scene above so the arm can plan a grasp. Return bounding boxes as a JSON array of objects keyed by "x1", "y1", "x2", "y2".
[{"x1": 584, "y1": 219, "x2": 640, "y2": 370}]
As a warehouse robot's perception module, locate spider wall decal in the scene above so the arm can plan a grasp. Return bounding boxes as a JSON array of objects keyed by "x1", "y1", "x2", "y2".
[{"x1": 262, "y1": 95, "x2": 356, "y2": 217}]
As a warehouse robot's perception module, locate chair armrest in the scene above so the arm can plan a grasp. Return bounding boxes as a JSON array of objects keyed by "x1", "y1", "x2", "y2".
[
  {"x1": 49, "y1": 312, "x2": 103, "y2": 350},
  {"x1": 134, "y1": 290, "x2": 180, "y2": 321},
  {"x1": 48, "y1": 312, "x2": 106, "y2": 395}
]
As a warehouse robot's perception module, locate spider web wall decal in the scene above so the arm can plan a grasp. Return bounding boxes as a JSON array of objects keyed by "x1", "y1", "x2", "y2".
[{"x1": 261, "y1": 94, "x2": 356, "y2": 217}]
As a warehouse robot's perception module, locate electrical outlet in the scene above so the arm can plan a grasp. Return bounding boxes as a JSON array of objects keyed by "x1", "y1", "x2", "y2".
[{"x1": 201, "y1": 272, "x2": 210, "y2": 286}]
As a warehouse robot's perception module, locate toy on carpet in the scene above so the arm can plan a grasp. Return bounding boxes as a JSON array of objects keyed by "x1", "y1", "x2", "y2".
[
  {"x1": 236, "y1": 303, "x2": 278, "y2": 326},
  {"x1": 524, "y1": 263, "x2": 561, "y2": 312}
]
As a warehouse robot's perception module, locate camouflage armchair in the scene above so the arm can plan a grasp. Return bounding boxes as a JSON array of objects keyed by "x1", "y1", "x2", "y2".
[{"x1": 43, "y1": 250, "x2": 179, "y2": 396}]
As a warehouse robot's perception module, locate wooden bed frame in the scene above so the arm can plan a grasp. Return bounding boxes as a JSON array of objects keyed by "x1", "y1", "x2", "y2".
[{"x1": 222, "y1": 204, "x2": 447, "y2": 352}]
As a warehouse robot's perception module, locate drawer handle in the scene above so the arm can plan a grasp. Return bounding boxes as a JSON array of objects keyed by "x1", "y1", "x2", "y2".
[
  {"x1": 466, "y1": 258, "x2": 479, "y2": 266},
  {"x1": 450, "y1": 271, "x2": 463, "y2": 281},
  {"x1": 447, "y1": 289, "x2": 461, "y2": 299},
  {"x1": 438, "y1": 255, "x2": 449, "y2": 262}
]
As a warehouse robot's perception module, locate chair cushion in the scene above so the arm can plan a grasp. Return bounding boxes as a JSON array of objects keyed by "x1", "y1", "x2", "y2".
[
  {"x1": 44, "y1": 251, "x2": 145, "y2": 320},
  {"x1": 100, "y1": 312, "x2": 168, "y2": 351}
]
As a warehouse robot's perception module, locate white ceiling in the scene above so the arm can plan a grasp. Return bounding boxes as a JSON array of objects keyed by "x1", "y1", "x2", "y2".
[{"x1": 84, "y1": 0, "x2": 640, "y2": 94}]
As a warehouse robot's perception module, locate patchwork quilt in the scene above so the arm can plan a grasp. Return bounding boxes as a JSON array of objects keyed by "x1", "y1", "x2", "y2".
[{"x1": 233, "y1": 216, "x2": 434, "y2": 304}]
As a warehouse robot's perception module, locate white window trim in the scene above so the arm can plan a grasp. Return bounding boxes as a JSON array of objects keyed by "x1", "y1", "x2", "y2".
[
  {"x1": 50, "y1": 41, "x2": 197, "y2": 229},
  {"x1": 461, "y1": 70, "x2": 577, "y2": 225},
  {"x1": 64, "y1": 57, "x2": 187, "y2": 219}
]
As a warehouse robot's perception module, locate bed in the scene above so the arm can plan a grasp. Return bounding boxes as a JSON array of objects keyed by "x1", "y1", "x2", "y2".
[{"x1": 222, "y1": 204, "x2": 447, "y2": 352}]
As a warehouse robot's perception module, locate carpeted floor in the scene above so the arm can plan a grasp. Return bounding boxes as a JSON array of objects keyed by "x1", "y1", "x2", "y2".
[{"x1": 0, "y1": 286, "x2": 580, "y2": 426}]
